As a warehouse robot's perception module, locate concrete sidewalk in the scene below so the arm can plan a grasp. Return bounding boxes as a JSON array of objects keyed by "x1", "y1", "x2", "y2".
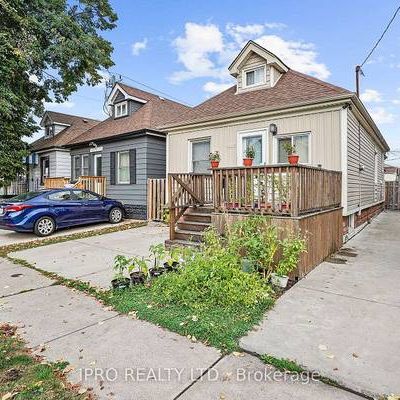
[
  {"x1": 241, "y1": 211, "x2": 400, "y2": 398},
  {"x1": 0, "y1": 255, "x2": 361, "y2": 399}
]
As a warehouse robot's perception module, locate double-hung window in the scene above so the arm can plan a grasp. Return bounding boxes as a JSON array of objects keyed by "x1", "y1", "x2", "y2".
[
  {"x1": 117, "y1": 151, "x2": 130, "y2": 184},
  {"x1": 115, "y1": 101, "x2": 128, "y2": 118},
  {"x1": 276, "y1": 133, "x2": 310, "y2": 164},
  {"x1": 82, "y1": 154, "x2": 89, "y2": 176},
  {"x1": 190, "y1": 139, "x2": 210, "y2": 174},
  {"x1": 244, "y1": 66, "x2": 265, "y2": 88},
  {"x1": 73, "y1": 155, "x2": 81, "y2": 179},
  {"x1": 238, "y1": 131, "x2": 265, "y2": 166}
]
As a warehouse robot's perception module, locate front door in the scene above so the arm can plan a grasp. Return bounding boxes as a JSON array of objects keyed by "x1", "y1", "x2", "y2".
[
  {"x1": 94, "y1": 154, "x2": 102, "y2": 176},
  {"x1": 191, "y1": 139, "x2": 210, "y2": 174},
  {"x1": 40, "y1": 156, "x2": 50, "y2": 185}
]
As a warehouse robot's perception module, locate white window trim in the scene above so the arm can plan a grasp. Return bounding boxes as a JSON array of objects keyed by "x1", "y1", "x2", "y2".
[
  {"x1": 237, "y1": 129, "x2": 267, "y2": 166},
  {"x1": 117, "y1": 151, "x2": 130, "y2": 184},
  {"x1": 242, "y1": 64, "x2": 266, "y2": 89},
  {"x1": 115, "y1": 101, "x2": 128, "y2": 118},
  {"x1": 273, "y1": 132, "x2": 311, "y2": 165},
  {"x1": 187, "y1": 137, "x2": 211, "y2": 173}
]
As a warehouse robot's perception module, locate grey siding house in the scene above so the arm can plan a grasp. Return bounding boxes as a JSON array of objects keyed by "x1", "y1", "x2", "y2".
[{"x1": 66, "y1": 83, "x2": 189, "y2": 219}]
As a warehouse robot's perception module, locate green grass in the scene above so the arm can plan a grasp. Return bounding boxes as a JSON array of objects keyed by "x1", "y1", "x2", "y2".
[
  {"x1": 108, "y1": 285, "x2": 274, "y2": 353},
  {"x1": 261, "y1": 355, "x2": 305, "y2": 373},
  {"x1": 0, "y1": 324, "x2": 88, "y2": 400}
]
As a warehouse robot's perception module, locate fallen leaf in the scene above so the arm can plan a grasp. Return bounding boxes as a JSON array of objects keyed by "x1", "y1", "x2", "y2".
[
  {"x1": 232, "y1": 352, "x2": 244, "y2": 357},
  {"x1": 352, "y1": 353, "x2": 359, "y2": 358},
  {"x1": 78, "y1": 388, "x2": 87, "y2": 395},
  {"x1": 326, "y1": 353, "x2": 335, "y2": 359},
  {"x1": 318, "y1": 344, "x2": 327, "y2": 351}
]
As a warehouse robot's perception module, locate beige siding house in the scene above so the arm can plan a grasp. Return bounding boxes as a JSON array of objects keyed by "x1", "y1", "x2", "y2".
[{"x1": 163, "y1": 41, "x2": 389, "y2": 238}]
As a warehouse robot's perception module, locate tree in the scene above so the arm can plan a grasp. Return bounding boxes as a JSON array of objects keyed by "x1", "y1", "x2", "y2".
[{"x1": 0, "y1": 0, "x2": 117, "y2": 187}]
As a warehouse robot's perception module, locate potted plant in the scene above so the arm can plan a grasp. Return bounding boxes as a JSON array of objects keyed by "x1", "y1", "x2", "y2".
[
  {"x1": 111, "y1": 255, "x2": 131, "y2": 290},
  {"x1": 209, "y1": 151, "x2": 221, "y2": 168},
  {"x1": 282, "y1": 142, "x2": 299, "y2": 165},
  {"x1": 163, "y1": 247, "x2": 181, "y2": 272},
  {"x1": 271, "y1": 235, "x2": 307, "y2": 288},
  {"x1": 149, "y1": 243, "x2": 167, "y2": 277},
  {"x1": 128, "y1": 256, "x2": 149, "y2": 285},
  {"x1": 243, "y1": 145, "x2": 255, "y2": 167}
]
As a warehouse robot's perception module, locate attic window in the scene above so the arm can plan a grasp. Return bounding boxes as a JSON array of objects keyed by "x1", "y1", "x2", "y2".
[
  {"x1": 115, "y1": 101, "x2": 128, "y2": 118},
  {"x1": 244, "y1": 66, "x2": 265, "y2": 88},
  {"x1": 44, "y1": 125, "x2": 54, "y2": 138}
]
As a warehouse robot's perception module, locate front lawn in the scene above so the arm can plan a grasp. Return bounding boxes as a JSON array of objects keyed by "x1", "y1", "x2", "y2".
[
  {"x1": 0, "y1": 324, "x2": 89, "y2": 400},
  {"x1": 109, "y1": 285, "x2": 273, "y2": 352}
]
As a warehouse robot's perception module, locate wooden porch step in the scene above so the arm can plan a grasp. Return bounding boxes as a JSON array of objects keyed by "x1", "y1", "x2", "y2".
[
  {"x1": 174, "y1": 228, "x2": 204, "y2": 242},
  {"x1": 176, "y1": 220, "x2": 211, "y2": 232},
  {"x1": 188, "y1": 206, "x2": 213, "y2": 214},
  {"x1": 181, "y1": 212, "x2": 212, "y2": 223},
  {"x1": 165, "y1": 239, "x2": 201, "y2": 248}
]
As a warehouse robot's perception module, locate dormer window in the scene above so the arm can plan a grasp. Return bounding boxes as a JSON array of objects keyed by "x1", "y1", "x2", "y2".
[
  {"x1": 244, "y1": 65, "x2": 266, "y2": 88},
  {"x1": 115, "y1": 101, "x2": 128, "y2": 118},
  {"x1": 44, "y1": 125, "x2": 54, "y2": 138}
]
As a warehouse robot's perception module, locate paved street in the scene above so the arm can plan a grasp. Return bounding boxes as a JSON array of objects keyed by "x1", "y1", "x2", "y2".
[{"x1": 241, "y1": 211, "x2": 400, "y2": 397}]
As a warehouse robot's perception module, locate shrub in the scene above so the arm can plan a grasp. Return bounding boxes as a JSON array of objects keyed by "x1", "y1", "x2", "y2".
[
  {"x1": 276, "y1": 234, "x2": 307, "y2": 277},
  {"x1": 151, "y1": 229, "x2": 272, "y2": 310}
]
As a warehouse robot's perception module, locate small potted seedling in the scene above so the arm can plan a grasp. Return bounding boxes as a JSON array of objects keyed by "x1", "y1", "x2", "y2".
[
  {"x1": 129, "y1": 256, "x2": 149, "y2": 285},
  {"x1": 111, "y1": 255, "x2": 131, "y2": 290},
  {"x1": 243, "y1": 145, "x2": 255, "y2": 167},
  {"x1": 283, "y1": 142, "x2": 299, "y2": 165},
  {"x1": 163, "y1": 247, "x2": 181, "y2": 272},
  {"x1": 149, "y1": 243, "x2": 167, "y2": 277},
  {"x1": 271, "y1": 235, "x2": 306, "y2": 288},
  {"x1": 209, "y1": 151, "x2": 221, "y2": 168}
]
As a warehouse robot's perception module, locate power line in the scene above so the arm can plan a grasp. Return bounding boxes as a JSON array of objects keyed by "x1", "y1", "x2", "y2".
[
  {"x1": 360, "y1": 5, "x2": 400, "y2": 67},
  {"x1": 108, "y1": 70, "x2": 194, "y2": 107}
]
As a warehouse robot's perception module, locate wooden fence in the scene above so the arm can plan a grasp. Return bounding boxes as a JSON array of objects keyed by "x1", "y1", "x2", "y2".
[
  {"x1": 385, "y1": 181, "x2": 400, "y2": 210},
  {"x1": 147, "y1": 178, "x2": 167, "y2": 221},
  {"x1": 44, "y1": 176, "x2": 106, "y2": 196}
]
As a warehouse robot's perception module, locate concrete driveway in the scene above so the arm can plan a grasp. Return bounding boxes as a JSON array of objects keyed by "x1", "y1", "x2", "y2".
[
  {"x1": 9, "y1": 223, "x2": 169, "y2": 289},
  {"x1": 0, "y1": 220, "x2": 140, "y2": 247},
  {"x1": 241, "y1": 211, "x2": 400, "y2": 398}
]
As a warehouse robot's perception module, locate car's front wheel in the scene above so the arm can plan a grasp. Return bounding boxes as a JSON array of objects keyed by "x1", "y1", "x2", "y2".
[
  {"x1": 34, "y1": 216, "x2": 56, "y2": 237},
  {"x1": 109, "y1": 207, "x2": 123, "y2": 224}
]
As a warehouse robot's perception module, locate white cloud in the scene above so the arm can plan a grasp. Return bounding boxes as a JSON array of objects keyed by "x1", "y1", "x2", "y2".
[
  {"x1": 170, "y1": 23, "x2": 225, "y2": 83},
  {"x1": 132, "y1": 38, "x2": 148, "y2": 56},
  {"x1": 370, "y1": 107, "x2": 395, "y2": 124},
  {"x1": 203, "y1": 81, "x2": 233, "y2": 96},
  {"x1": 360, "y1": 89, "x2": 382, "y2": 103},
  {"x1": 170, "y1": 22, "x2": 330, "y2": 94},
  {"x1": 392, "y1": 99, "x2": 400, "y2": 105}
]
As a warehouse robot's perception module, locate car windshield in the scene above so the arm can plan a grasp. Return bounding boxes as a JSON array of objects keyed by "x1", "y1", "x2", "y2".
[{"x1": 6, "y1": 191, "x2": 43, "y2": 202}]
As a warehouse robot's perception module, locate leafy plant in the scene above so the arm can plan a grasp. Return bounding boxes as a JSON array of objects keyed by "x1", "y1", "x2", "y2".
[
  {"x1": 244, "y1": 145, "x2": 256, "y2": 159},
  {"x1": 128, "y1": 256, "x2": 149, "y2": 277},
  {"x1": 282, "y1": 142, "x2": 296, "y2": 155},
  {"x1": 112, "y1": 255, "x2": 131, "y2": 281},
  {"x1": 149, "y1": 243, "x2": 166, "y2": 269},
  {"x1": 275, "y1": 234, "x2": 307, "y2": 277},
  {"x1": 209, "y1": 151, "x2": 221, "y2": 161},
  {"x1": 164, "y1": 247, "x2": 181, "y2": 267}
]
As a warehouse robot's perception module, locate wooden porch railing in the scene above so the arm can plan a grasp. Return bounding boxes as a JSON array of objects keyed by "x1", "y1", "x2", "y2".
[
  {"x1": 168, "y1": 173, "x2": 213, "y2": 240},
  {"x1": 212, "y1": 165, "x2": 342, "y2": 217},
  {"x1": 44, "y1": 176, "x2": 106, "y2": 196}
]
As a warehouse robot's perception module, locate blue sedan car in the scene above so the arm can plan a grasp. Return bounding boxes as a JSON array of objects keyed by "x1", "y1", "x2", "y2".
[{"x1": 0, "y1": 189, "x2": 125, "y2": 237}]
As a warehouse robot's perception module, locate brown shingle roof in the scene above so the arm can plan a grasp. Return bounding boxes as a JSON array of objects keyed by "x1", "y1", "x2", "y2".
[
  {"x1": 163, "y1": 70, "x2": 353, "y2": 128},
  {"x1": 67, "y1": 83, "x2": 191, "y2": 145},
  {"x1": 30, "y1": 111, "x2": 100, "y2": 151}
]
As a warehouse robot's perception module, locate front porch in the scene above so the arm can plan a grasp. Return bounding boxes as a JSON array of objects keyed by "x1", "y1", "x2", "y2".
[
  {"x1": 44, "y1": 176, "x2": 106, "y2": 196},
  {"x1": 167, "y1": 164, "x2": 343, "y2": 277}
]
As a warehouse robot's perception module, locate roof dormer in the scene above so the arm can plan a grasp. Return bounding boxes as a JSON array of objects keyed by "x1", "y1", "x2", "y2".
[
  {"x1": 228, "y1": 40, "x2": 289, "y2": 94},
  {"x1": 108, "y1": 83, "x2": 147, "y2": 119},
  {"x1": 40, "y1": 112, "x2": 70, "y2": 139}
]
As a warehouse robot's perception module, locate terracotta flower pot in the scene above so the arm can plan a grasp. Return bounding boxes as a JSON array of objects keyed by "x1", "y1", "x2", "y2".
[
  {"x1": 288, "y1": 154, "x2": 299, "y2": 165},
  {"x1": 243, "y1": 158, "x2": 253, "y2": 167},
  {"x1": 210, "y1": 160, "x2": 220, "y2": 168}
]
